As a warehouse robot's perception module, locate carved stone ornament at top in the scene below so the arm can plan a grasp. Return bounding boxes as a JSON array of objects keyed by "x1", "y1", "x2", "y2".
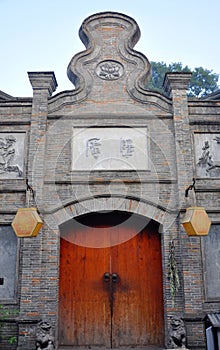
[
  {"x1": 67, "y1": 12, "x2": 151, "y2": 98},
  {"x1": 96, "y1": 60, "x2": 124, "y2": 80}
]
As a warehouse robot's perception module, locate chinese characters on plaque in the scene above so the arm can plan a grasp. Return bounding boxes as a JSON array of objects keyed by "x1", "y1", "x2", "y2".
[{"x1": 72, "y1": 127, "x2": 148, "y2": 170}]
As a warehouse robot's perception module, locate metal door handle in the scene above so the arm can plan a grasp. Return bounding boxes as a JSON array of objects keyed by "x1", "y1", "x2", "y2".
[
  {"x1": 103, "y1": 272, "x2": 110, "y2": 282},
  {"x1": 103, "y1": 272, "x2": 120, "y2": 283},
  {"x1": 112, "y1": 273, "x2": 119, "y2": 283}
]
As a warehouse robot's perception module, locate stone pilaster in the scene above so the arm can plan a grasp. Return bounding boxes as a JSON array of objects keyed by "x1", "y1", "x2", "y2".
[
  {"x1": 17, "y1": 72, "x2": 57, "y2": 350},
  {"x1": 27, "y1": 71, "x2": 57, "y2": 200},
  {"x1": 164, "y1": 73, "x2": 205, "y2": 346},
  {"x1": 163, "y1": 72, "x2": 193, "y2": 204}
]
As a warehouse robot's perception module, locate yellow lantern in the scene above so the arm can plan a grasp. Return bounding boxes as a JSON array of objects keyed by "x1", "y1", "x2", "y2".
[
  {"x1": 181, "y1": 206, "x2": 211, "y2": 236},
  {"x1": 12, "y1": 207, "x2": 43, "y2": 238}
]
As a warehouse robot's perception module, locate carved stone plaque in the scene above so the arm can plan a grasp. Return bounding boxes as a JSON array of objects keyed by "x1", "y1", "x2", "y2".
[
  {"x1": 72, "y1": 127, "x2": 149, "y2": 171},
  {"x1": 194, "y1": 133, "x2": 220, "y2": 178},
  {"x1": 0, "y1": 132, "x2": 25, "y2": 179}
]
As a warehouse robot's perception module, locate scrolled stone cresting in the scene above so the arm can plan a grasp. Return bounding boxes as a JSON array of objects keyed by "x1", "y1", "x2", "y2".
[{"x1": 67, "y1": 12, "x2": 151, "y2": 98}]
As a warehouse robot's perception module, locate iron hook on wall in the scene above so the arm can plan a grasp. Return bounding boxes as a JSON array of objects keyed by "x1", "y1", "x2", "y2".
[{"x1": 185, "y1": 178, "x2": 196, "y2": 198}]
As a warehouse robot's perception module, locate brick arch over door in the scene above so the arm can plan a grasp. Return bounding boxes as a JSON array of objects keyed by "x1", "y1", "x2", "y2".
[{"x1": 50, "y1": 195, "x2": 170, "y2": 229}]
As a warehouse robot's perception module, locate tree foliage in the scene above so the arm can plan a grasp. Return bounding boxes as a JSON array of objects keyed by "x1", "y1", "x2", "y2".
[{"x1": 146, "y1": 61, "x2": 219, "y2": 98}]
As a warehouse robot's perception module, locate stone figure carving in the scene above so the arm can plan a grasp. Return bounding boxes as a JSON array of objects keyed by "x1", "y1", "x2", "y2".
[
  {"x1": 36, "y1": 320, "x2": 55, "y2": 350},
  {"x1": 197, "y1": 140, "x2": 220, "y2": 175},
  {"x1": 207, "y1": 136, "x2": 220, "y2": 172},
  {"x1": 214, "y1": 136, "x2": 220, "y2": 144},
  {"x1": 168, "y1": 316, "x2": 186, "y2": 348},
  {"x1": 0, "y1": 134, "x2": 22, "y2": 177},
  {"x1": 197, "y1": 141, "x2": 212, "y2": 167}
]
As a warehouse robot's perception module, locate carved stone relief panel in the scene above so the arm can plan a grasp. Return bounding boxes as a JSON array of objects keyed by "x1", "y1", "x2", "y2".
[
  {"x1": 0, "y1": 132, "x2": 25, "y2": 179},
  {"x1": 72, "y1": 127, "x2": 149, "y2": 171},
  {"x1": 0, "y1": 226, "x2": 18, "y2": 300},
  {"x1": 96, "y1": 60, "x2": 124, "y2": 80},
  {"x1": 194, "y1": 133, "x2": 220, "y2": 178}
]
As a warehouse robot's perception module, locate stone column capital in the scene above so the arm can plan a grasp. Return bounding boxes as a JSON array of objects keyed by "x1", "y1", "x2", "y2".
[
  {"x1": 28, "y1": 71, "x2": 57, "y2": 96},
  {"x1": 163, "y1": 72, "x2": 192, "y2": 97}
]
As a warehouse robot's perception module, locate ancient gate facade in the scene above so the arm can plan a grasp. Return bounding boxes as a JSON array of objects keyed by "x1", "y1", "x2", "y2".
[{"x1": 0, "y1": 11, "x2": 220, "y2": 350}]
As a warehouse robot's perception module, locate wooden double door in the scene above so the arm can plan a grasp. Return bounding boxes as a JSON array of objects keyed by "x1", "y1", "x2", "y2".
[{"x1": 59, "y1": 212, "x2": 164, "y2": 348}]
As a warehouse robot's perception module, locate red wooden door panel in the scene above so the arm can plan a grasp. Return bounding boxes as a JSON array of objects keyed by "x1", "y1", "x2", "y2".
[
  {"x1": 59, "y1": 227, "x2": 112, "y2": 347},
  {"x1": 111, "y1": 226, "x2": 164, "y2": 347},
  {"x1": 59, "y1": 212, "x2": 164, "y2": 348}
]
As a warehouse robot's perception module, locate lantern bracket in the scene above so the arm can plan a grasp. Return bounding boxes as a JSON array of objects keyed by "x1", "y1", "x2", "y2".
[
  {"x1": 185, "y1": 178, "x2": 196, "y2": 198},
  {"x1": 26, "y1": 178, "x2": 36, "y2": 207}
]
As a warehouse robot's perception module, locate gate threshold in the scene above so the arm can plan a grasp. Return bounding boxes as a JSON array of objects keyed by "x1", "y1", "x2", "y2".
[{"x1": 58, "y1": 347, "x2": 164, "y2": 350}]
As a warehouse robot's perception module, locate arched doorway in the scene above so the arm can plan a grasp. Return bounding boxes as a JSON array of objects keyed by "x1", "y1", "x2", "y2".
[{"x1": 59, "y1": 211, "x2": 164, "y2": 348}]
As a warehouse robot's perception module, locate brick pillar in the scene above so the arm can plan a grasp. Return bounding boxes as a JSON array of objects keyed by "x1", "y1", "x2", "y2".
[
  {"x1": 164, "y1": 73, "x2": 206, "y2": 348},
  {"x1": 17, "y1": 72, "x2": 57, "y2": 350},
  {"x1": 163, "y1": 73, "x2": 193, "y2": 200},
  {"x1": 27, "y1": 71, "x2": 57, "y2": 198}
]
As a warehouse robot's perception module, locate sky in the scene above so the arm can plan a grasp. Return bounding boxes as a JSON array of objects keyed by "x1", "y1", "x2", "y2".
[{"x1": 1, "y1": 0, "x2": 220, "y2": 97}]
